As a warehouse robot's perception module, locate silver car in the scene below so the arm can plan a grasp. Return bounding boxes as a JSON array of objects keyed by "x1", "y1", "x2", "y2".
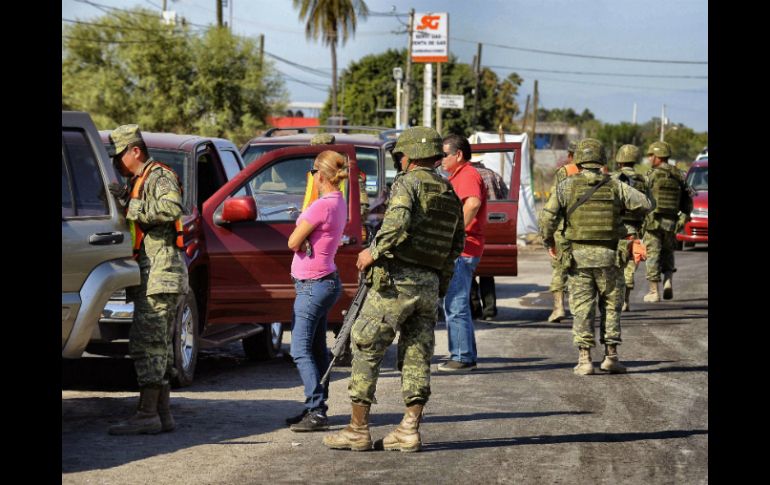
[{"x1": 62, "y1": 111, "x2": 140, "y2": 358}]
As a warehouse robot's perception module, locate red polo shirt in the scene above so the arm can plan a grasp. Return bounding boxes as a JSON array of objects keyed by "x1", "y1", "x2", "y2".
[{"x1": 448, "y1": 162, "x2": 487, "y2": 257}]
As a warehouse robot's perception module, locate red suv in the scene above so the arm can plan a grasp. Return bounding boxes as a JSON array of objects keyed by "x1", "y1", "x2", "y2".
[{"x1": 677, "y1": 158, "x2": 708, "y2": 249}]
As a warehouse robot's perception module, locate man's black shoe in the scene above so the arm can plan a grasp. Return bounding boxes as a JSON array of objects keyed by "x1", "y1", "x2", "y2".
[
  {"x1": 285, "y1": 409, "x2": 309, "y2": 425},
  {"x1": 289, "y1": 411, "x2": 329, "y2": 432}
]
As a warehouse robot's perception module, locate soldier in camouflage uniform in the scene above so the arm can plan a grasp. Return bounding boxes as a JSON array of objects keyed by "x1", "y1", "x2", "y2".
[
  {"x1": 539, "y1": 138, "x2": 650, "y2": 375},
  {"x1": 642, "y1": 141, "x2": 693, "y2": 302},
  {"x1": 322, "y1": 127, "x2": 465, "y2": 452},
  {"x1": 611, "y1": 145, "x2": 648, "y2": 311},
  {"x1": 310, "y1": 133, "x2": 369, "y2": 219},
  {"x1": 106, "y1": 125, "x2": 188, "y2": 435},
  {"x1": 546, "y1": 140, "x2": 579, "y2": 322}
]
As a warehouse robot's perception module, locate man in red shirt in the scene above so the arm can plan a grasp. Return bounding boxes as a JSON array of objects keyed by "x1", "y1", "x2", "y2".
[{"x1": 437, "y1": 134, "x2": 488, "y2": 372}]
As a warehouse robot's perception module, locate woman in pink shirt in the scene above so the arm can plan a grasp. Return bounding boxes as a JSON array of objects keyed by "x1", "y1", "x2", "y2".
[{"x1": 285, "y1": 150, "x2": 348, "y2": 432}]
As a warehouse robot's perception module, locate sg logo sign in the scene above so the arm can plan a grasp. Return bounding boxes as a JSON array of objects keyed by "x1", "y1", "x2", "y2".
[{"x1": 416, "y1": 15, "x2": 441, "y2": 30}]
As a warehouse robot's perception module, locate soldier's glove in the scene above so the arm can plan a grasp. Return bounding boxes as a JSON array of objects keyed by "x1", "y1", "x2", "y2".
[
  {"x1": 108, "y1": 182, "x2": 130, "y2": 207},
  {"x1": 632, "y1": 239, "x2": 647, "y2": 264}
]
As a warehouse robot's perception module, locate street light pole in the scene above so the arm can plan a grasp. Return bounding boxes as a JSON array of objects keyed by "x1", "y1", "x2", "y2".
[{"x1": 393, "y1": 67, "x2": 403, "y2": 130}]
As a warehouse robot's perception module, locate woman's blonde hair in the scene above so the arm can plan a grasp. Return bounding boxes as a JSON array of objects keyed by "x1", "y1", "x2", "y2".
[{"x1": 316, "y1": 150, "x2": 349, "y2": 186}]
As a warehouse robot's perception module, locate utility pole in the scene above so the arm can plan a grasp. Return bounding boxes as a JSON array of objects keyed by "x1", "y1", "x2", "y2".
[
  {"x1": 632, "y1": 102, "x2": 637, "y2": 125},
  {"x1": 423, "y1": 63, "x2": 433, "y2": 128},
  {"x1": 258, "y1": 34, "x2": 264, "y2": 69},
  {"x1": 402, "y1": 9, "x2": 415, "y2": 129},
  {"x1": 659, "y1": 106, "x2": 664, "y2": 140},
  {"x1": 472, "y1": 42, "x2": 482, "y2": 128},
  {"x1": 521, "y1": 94, "x2": 530, "y2": 132},
  {"x1": 435, "y1": 63, "x2": 442, "y2": 134},
  {"x1": 216, "y1": 0, "x2": 223, "y2": 27},
  {"x1": 529, "y1": 80, "x2": 539, "y2": 177},
  {"x1": 229, "y1": 0, "x2": 233, "y2": 30},
  {"x1": 162, "y1": 0, "x2": 167, "y2": 11}
]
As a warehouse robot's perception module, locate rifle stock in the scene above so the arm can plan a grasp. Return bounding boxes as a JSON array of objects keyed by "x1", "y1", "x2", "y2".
[{"x1": 320, "y1": 274, "x2": 368, "y2": 387}]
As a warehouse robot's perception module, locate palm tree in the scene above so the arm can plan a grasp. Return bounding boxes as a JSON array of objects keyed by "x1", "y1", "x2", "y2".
[{"x1": 293, "y1": 0, "x2": 369, "y2": 119}]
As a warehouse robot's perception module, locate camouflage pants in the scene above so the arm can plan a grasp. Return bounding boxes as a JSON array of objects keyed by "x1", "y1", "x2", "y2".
[
  {"x1": 130, "y1": 293, "x2": 182, "y2": 387},
  {"x1": 623, "y1": 257, "x2": 639, "y2": 288},
  {"x1": 549, "y1": 232, "x2": 569, "y2": 292},
  {"x1": 643, "y1": 229, "x2": 677, "y2": 282},
  {"x1": 568, "y1": 266, "x2": 622, "y2": 348},
  {"x1": 349, "y1": 266, "x2": 438, "y2": 406}
]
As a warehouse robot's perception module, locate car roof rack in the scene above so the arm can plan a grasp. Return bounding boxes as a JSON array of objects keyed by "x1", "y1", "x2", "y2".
[{"x1": 263, "y1": 125, "x2": 392, "y2": 137}]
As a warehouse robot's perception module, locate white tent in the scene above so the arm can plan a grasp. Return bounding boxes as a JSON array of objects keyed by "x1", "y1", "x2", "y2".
[{"x1": 468, "y1": 132, "x2": 539, "y2": 237}]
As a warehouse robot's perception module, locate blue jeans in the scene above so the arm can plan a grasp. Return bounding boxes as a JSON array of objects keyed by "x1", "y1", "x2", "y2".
[
  {"x1": 290, "y1": 272, "x2": 342, "y2": 412},
  {"x1": 443, "y1": 256, "x2": 480, "y2": 363}
]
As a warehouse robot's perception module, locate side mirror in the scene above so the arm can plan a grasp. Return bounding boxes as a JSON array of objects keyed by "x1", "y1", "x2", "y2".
[{"x1": 216, "y1": 196, "x2": 257, "y2": 225}]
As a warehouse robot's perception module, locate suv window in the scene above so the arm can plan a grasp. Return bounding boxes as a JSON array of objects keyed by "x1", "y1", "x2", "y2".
[
  {"x1": 62, "y1": 129, "x2": 108, "y2": 218},
  {"x1": 686, "y1": 166, "x2": 708, "y2": 191},
  {"x1": 242, "y1": 144, "x2": 292, "y2": 166},
  {"x1": 356, "y1": 147, "x2": 380, "y2": 196},
  {"x1": 147, "y1": 148, "x2": 191, "y2": 213}
]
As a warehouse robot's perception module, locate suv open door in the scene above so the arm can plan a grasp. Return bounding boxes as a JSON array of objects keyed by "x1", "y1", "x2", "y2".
[
  {"x1": 470, "y1": 142, "x2": 523, "y2": 277},
  {"x1": 200, "y1": 144, "x2": 362, "y2": 328}
]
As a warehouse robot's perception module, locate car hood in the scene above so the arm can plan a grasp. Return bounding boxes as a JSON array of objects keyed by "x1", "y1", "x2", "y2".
[{"x1": 692, "y1": 190, "x2": 708, "y2": 210}]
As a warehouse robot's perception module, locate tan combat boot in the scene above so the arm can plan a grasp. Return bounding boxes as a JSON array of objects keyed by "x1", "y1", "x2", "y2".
[
  {"x1": 547, "y1": 291, "x2": 567, "y2": 322},
  {"x1": 573, "y1": 347, "x2": 595, "y2": 375},
  {"x1": 108, "y1": 385, "x2": 163, "y2": 435},
  {"x1": 322, "y1": 402, "x2": 373, "y2": 451},
  {"x1": 158, "y1": 383, "x2": 175, "y2": 432},
  {"x1": 622, "y1": 286, "x2": 632, "y2": 312},
  {"x1": 643, "y1": 281, "x2": 660, "y2": 302},
  {"x1": 662, "y1": 272, "x2": 673, "y2": 300},
  {"x1": 600, "y1": 344, "x2": 628, "y2": 374},
  {"x1": 381, "y1": 403, "x2": 424, "y2": 452}
]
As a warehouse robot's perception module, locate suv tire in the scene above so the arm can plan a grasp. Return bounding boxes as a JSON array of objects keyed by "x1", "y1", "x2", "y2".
[
  {"x1": 172, "y1": 291, "x2": 199, "y2": 387},
  {"x1": 242, "y1": 322, "x2": 284, "y2": 361}
]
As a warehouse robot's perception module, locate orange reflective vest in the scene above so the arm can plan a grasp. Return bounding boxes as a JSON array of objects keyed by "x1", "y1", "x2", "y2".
[
  {"x1": 565, "y1": 163, "x2": 579, "y2": 176},
  {"x1": 128, "y1": 161, "x2": 184, "y2": 260}
]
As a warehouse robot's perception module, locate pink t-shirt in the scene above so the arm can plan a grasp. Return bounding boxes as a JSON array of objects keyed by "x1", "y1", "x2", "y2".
[{"x1": 290, "y1": 191, "x2": 347, "y2": 280}]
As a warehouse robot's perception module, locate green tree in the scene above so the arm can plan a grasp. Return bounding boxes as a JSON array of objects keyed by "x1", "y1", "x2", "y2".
[
  {"x1": 293, "y1": 0, "x2": 369, "y2": 119},
  {"x1": 324, "y1": 49, "x2": 522, "y2": 137},
  {"x1": 62, "y1": 8, "x2": 286, "y2": 144}
]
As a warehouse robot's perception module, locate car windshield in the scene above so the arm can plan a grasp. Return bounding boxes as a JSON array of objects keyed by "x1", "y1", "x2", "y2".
[
  {"x1": 686, "y1": 166, "x2": 708, "y2": 191},
  {"x1": 242, "y1": 144, "x2": 293, "y2": 166}
]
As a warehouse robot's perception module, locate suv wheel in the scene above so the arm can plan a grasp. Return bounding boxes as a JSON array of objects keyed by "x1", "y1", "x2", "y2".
[
  {"x1": 242, "y1": 322, "x2": 284, "y2": 361},
  {"x1": 172, "y1": 291, "x2": 199, "y2": 387}
]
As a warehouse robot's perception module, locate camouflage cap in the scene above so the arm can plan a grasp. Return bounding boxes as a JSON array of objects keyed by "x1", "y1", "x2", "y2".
[
  {"x1": 310, "y1": 133, "x2": 335, "y2": 145},
  {"x1": 567, "y1": 140, "x2": 578, "y2": 153},
  {"x1": 109, "y1": 124, "x2": 144, "y2": 155},
  {"x1": 393, "y1": 126, "x2": 443, "y2": 160},
  {"x1": 574, "y1": 138, "x2": 606, "y2": 165},
  {"x1": 616, "y1": 144, "x2": 640, "y2": 164},
  {"x1": 646, "y1": 141, "x2": 671, "y2": 158}
]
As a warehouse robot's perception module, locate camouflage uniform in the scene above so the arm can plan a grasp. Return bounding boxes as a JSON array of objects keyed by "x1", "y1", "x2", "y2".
[
  {"x1": 348, "y1": 130, "x2": 464, "y2": 406},
  {"x1": 611, "y1": 145, "x2": 648, "y2": 290},
  {"x1": 310, "y1": 133, "x2": 369, "y2": 218},
  {"x1": 539, "y1": 139, "x2": 650, "y2": 367},
  {"x1": 112, "y1": 125, "x2": 188, "y2": 387},
  {"x1": 642, "y1": 142, "x2": 693, "y2": 283}
]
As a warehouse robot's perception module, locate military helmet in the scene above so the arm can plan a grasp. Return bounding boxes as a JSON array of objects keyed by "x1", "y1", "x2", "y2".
[
  {"x1": 109, "y1": 124, "x2": 144, "y2": 156},
  {"x1": 567, "y1": 139, "x2": 578, "y2": 154},
  {"x1": 616, "y1": 144, "x2": 640, "y2": 164},
  {"x1": 393, "y1": 126, "x2": 443, "y2": 160},
  {"x1": 646, "y1": 141, "x2": 672, "y2": 158},
  {"x1": 574, "y1": 138, "x2": 606, "y2": 166},
  {"x1": 310, "y1": 133, "x2": 335, "y2": 145}
]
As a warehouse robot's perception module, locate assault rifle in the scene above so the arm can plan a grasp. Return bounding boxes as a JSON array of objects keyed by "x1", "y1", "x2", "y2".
[{"x1": 319, "y1": 273, "x2": 368, "y2": 387}]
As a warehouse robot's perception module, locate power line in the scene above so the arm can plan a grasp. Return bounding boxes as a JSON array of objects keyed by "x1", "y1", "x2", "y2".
[
  {"x1": 62, "y1": 17, "x2": 198, "y2": 34},
  {"x1": 263, "y1": 51, "x2": 330, "y2": 78},
  {"x1": 72, "y1": 0, "x2": 209, "y2": 28},
  {"x1": 486, "y1": 64, "x2": 707, "y2": 80},
  {"x1": 275, "y1": 69, "x2": 329, "y2": 92},
  {"x1": 452, "y1": 36, "x2": 707, "y2": 65},
  {"x1": 533, "y1": 75, "x2": 708, "y2": 93},
  {"x1": 62, "y1": 34, "x2": 184, "y2": 44}
]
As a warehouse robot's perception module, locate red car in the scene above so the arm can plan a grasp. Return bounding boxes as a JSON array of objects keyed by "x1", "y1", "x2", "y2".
[{"x1": 677, "y1": 158, "x2": 708, "y2": 249}]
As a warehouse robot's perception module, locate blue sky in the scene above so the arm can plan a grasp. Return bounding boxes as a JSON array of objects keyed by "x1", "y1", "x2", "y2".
[{"x1": 62, "y1": 0, "x2": 708, "y2": 132}]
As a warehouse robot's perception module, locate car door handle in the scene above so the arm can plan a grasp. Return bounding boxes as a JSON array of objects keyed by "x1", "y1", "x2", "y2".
[
  {"x1": 488, "y1": 213, "x2": 507, "y2": 222},
  {"x1": 89, "y1": 232, "x2": 125, "y2": 245},
  {"x1": 340, "y1": 235, "x2": 357, "y2": 245}
]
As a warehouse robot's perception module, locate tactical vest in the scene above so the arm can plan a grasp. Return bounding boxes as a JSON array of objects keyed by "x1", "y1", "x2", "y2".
[
  {"x1": 616, "y1": 168, "x2": 646, "y2": 223},
  {"x1": 393, "y1": 169, "x2": 461, "y2": 270},
  {"x1": 129, "y1": 161, "x2": 184, "y2": 260},
  {"x1": 650, "y1": 167, "x2": 682, "y2": 216},
  {"x1": 564, "y1": 175, "x2": 621, "y2": 241}
]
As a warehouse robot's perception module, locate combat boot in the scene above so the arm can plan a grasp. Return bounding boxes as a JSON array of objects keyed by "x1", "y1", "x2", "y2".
[
  {"x1": 643, "y1": 281, "x2": 660, "y2": 302},
  {"x1": 158, "y1": 383, "x2": 175, "y2": 432},
  {"x1": 381, "y1": 403, "x2": 424, "y2": 452},
  {"x1": 108, "y1": 385, "x2": 163, "y2": 435},
  {"x1": 622, "y1": 286, "x2": 632, "y2": 312},
  {"x1": 547, "y1": 291, "x2": 567, "y2": 322},
  {"x1": 600, "y1": 344, "x2": 628, "y2": 374},
  {"x1": 573, "y1": 347, "x2": 595, "y2": 376},
  {"x1": 662, "y1": 272, "x2": 674, "y2": 300},
  {"x1": 322, "y1": 402, "x2": 372, "y2": 451}
]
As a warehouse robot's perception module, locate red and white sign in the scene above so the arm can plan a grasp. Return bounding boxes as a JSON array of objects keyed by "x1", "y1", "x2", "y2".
[{"x1": 411, "y1": 12, "x2": 448, "y2": 63}]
